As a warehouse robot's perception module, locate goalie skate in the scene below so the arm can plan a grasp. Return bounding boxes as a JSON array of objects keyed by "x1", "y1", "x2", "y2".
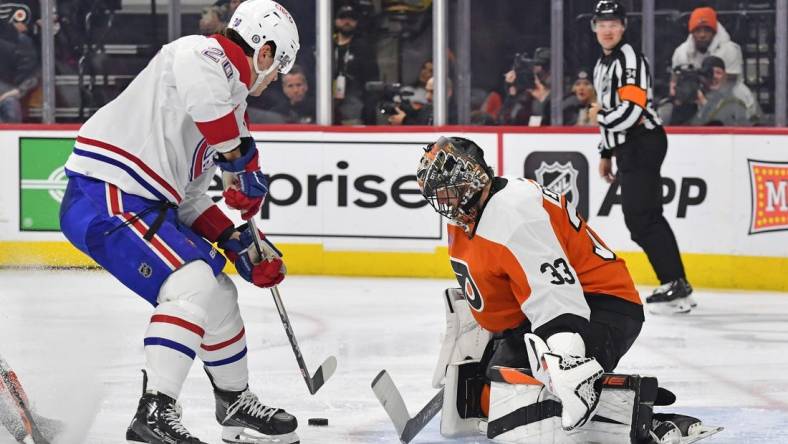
[{"x1": 650, "y1": 413, "x2": 723, "y2": 444}]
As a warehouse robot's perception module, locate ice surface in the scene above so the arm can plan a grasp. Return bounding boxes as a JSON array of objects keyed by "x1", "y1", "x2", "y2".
[{"x1": 1, "y1": 269, "x2": 787, "y2": 443}]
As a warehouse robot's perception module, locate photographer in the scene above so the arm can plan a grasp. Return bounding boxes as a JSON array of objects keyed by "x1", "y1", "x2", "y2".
[
  {"x1": 657, "y1": 65, "x2": 702, "y2": 125},
  {"x1": 498, "y1": 48, "x2": 551, "y2": 126},
  {"x1": 690, "y1": 56, "x2": 750, "y2": 126},
  {"x1": 386, "y1": 76, "x2": 451, "y2": 125}
]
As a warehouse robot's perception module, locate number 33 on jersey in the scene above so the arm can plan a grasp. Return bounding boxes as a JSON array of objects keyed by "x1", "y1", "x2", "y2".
[{"x1": 447, "y1": 178, "x2": 641, "y2": 334}]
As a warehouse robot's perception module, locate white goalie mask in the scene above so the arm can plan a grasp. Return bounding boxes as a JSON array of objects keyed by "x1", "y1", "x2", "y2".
[{"x1": 227, "y1": 0, "x2": 300, "y2": 92}]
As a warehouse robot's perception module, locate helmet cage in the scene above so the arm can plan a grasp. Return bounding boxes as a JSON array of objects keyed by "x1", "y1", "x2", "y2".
[{"x1": 417, "y1": 137, "x2": 491, "y2": 231}]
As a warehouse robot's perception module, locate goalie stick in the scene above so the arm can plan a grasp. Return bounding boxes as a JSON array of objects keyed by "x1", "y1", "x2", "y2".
[
  {"x1": 371, "y1": 370, "x2": 444, "y2": 443},
  {"x1": 0, "y1": 354, "x2": 50, "y2": 444},
  {"x1": 224, "y1": 171, "x2": 338, "y2": 395}
]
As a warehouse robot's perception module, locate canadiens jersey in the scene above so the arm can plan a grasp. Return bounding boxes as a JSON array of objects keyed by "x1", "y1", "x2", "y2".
[
  {"x1": 448, "y1": 177, "x2": 641, "y2": 334},
  {"x1": 65, "y1": 33, "x2": 253, "y2": 227}
]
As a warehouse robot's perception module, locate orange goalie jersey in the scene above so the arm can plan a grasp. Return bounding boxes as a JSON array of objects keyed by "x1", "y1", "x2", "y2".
[{"x1": 448, "y1": 177, "x2": 641, "y2": 334}]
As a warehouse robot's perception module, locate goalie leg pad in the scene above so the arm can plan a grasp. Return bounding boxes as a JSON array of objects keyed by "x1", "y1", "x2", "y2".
[
  {"x1": 440, "y1": 360, "x2": 487, "y2": 438},
  {"x1": 432, "y1": 288, "x2": 491, "y2": 388},
  {"x1": 487, "y1": 369, "x2": 658, "y2": 444}
]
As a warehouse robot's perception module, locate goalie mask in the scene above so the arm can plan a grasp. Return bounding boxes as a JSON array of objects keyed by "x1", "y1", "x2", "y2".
[{"x1": 416, "y1": 137, "x2": 493, "y2": 235}]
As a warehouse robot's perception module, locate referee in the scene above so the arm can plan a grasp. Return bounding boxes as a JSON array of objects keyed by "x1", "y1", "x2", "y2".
[{"x1": 589, "y1": 0, "x2": 695, "y2": 315}]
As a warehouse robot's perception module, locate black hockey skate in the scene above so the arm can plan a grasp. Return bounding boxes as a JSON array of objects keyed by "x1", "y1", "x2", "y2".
[
  {"x1": 209, "y1": 373, "x2": 298, "y2": 443},
  {"x1": 650, "y1": 413, "x2": 723, "y2": 443},
  {"x1": 126, "y1": 370, "x2": 207, "y2": 444},
  {"x1": 646, "y1": 278, "x2": 695, "y2": 315}
]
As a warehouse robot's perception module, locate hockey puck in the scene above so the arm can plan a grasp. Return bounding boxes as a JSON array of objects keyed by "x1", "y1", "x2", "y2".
[{"x1": 308, "y1": 417, "x2": 328, "y2": 426}]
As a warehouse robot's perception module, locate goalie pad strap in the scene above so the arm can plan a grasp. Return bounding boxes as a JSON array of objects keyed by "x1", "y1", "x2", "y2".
[{"x1": 487, "y1": 398, "x2": 562, "y2": 438}]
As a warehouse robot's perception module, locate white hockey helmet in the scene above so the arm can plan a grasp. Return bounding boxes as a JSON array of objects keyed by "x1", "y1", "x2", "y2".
[{"x1": 228, "y1": 0, "x2": 300, "y2": 91}]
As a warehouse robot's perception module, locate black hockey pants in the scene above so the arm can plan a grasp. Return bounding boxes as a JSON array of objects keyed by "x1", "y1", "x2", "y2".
[
  {"x1": 482, "y1": 295, "x2": 643, "y2": 375},
  {"x1": 615, "y1": 126, "x2": 686, "y2": 284}
]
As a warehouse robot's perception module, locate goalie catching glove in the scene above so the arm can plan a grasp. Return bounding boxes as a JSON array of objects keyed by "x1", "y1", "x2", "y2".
[
  {"x1": 215, "y1": 137, "x2": 269, "y2": 220},
  {"x1": 524, "y1": 332, "x2": 603, "y2": 431},
  {"x1": 218, "y1": 223, "x2": 285, "y2": 288}
]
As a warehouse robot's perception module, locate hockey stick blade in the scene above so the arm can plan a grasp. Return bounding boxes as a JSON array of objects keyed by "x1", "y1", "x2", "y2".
[
  {"x1": 371, "y1": 370, "x2": 444, "y2": 443},
  {"x1": 0, "y1": 357, "x2": 51, "y2": 444},
  {"x1": 307, "y1": 355, "x2": 337, "y2": 395}
]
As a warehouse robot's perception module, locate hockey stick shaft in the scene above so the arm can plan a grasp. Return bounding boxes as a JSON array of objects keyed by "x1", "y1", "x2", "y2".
[
  {"x1": 223, "y1": 172, "x2": 336, "y2": 394},
  {"x1": 270, "y1": 285, "x2": 319, "y2": 394},
  {"x1": 0, "y1": 355, "x2": 50, "y2": 444},
  {"x1": 247, "y1": 217, "x2": 335, "y2": 394}
]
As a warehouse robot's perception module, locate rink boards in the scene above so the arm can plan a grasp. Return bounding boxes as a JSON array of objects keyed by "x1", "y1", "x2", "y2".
[{"x1": 0, "y1": 125, "x2": 786, "y2": 291}]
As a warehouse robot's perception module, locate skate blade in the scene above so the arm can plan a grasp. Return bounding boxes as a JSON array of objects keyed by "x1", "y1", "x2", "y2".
[
  {"x1": 647, "y1": 299, "x2": 692, "y2": 315},
  {"x1": 222, "y1": 426, "x2": 299, "y2": 444},
  {"x1": 683, "y1": 425, "x2": 723, "y2": 444}
]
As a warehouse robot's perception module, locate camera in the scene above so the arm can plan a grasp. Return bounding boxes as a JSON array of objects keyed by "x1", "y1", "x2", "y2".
[
  {"x1": 509, "y1": 47, "x2": 550, "y2": 92},
  {"x1": 511, "y1": 53, "x2": 537, "y2": 91},
  {"x1": 673, "y1": 65, "x2": 705, "y2": 105},
  {"x1": 365, "y1": 81, "x2": 415, "y2": 116}
]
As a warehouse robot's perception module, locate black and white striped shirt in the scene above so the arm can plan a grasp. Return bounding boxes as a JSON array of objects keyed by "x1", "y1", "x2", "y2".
[{"x1": 593, "y1": 41, "x2": 662, "y2": 153}]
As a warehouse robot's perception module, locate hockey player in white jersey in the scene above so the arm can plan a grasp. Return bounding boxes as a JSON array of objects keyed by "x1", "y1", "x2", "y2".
[{"x1": 59, "y1": 1, "x2": 301, "y2": 443}]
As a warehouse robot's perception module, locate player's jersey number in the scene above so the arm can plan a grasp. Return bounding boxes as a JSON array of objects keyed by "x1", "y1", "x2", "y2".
[
  {"x1": 540, "y1": 258, "x2": 576, "y2": 285},
  {"x1": 450, "y1": 258, "x2": 484, "y2": 312}
]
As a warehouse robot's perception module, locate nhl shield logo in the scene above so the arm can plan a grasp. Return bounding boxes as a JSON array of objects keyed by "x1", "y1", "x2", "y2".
[
  {"x1": 534, "y1": 161, "x2": 580, "y2": 209},
  {"x1": 748, "y1": 159, "x2": 788, "y2": 234},
  {"x1": 524, "y1": 151, "x2": 589, "y2": 219}
]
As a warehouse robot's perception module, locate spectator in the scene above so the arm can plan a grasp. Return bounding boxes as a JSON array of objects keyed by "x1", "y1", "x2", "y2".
[
  {"x1": 388, "y1": 77, "x2": 451, "y2": 125},
  {"x1": 0, "y1": 0, "x2": 52, "y2": 38},
  {"x1": 199, "y1": 2, "x2": 229, "y2": 35},
  {"x1": 690, "y1": 56, "x2": 751, "y2": 126},
  {"x1": 498, "y1": 48, "x2": 551, "y2": 126},
  {"x1": 671, "y1": 7, "x2": 743, "y2": 82},
  {"x1": 412, "y1": 60, "x2": 432, "y2": 97},
  {"x1": 561, "y1": 69, "x2": 597, "y2": 126},
  {"x1": 528, "y1": 47, "x2": 552, "y2": 126},
  {"x1": 498, "y1": 68, "x2": 532, "y2": 125},
  {"x1": 228, "y1": 0, "x2": 244, "y2": 15},
  {"x1": 657, "y1": 65, "x2": 701, "y2": 126},
  {"x1": 0, "y1": 20, "x2": 38, "y2": 122},
  {"x1": 271, "y1": 65, "x2": 315, "y2": 124},
  {"x1": 333, "y1": 2, "x2": 379, "y2": 125}
]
